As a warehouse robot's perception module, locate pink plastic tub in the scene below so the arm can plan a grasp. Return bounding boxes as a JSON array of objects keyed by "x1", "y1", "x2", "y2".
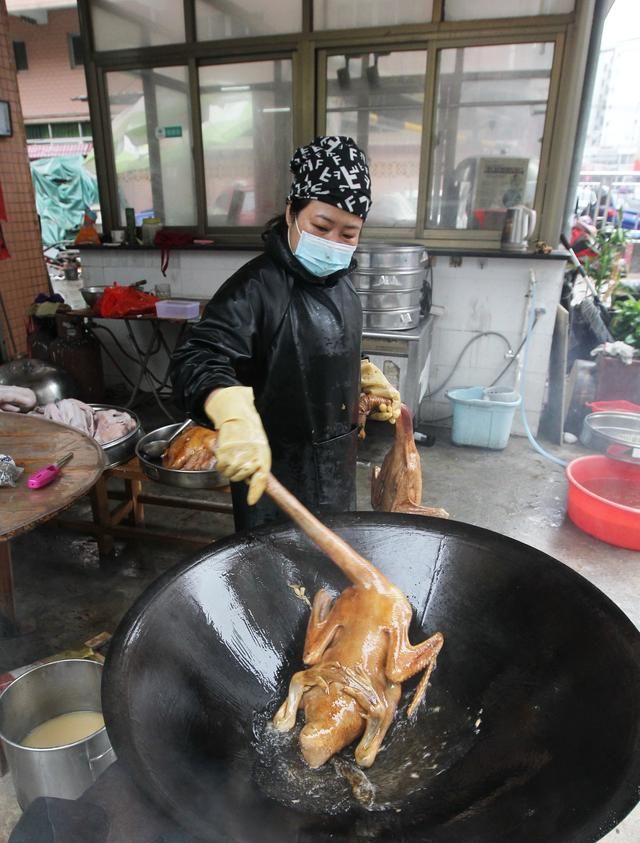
[{"x1": 566, "y1": 455, "x2": 640, "y2": 551}]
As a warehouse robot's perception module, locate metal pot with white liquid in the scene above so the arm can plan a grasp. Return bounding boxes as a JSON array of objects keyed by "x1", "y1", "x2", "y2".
[{"x1": 0, "y1": 659, "x2": 115, "y2": 809}]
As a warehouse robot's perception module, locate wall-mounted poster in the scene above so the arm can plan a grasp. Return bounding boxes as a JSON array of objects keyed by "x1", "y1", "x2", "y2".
[{"x1": 473, "y1": 157, "x2": 529, "y2": 211}]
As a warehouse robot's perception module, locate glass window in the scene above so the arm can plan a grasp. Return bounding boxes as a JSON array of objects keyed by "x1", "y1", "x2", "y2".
[
  {"x1": 444, "y1": 0, "x2": 573, "y2": 20},
  {"x1": 428, "y1": 42, "x2": 554, "y2": 230},
  {"x1": 91, "y1": 0, "x2": 185, "y2": 51},
  {"x1": 200, "y1": 60, "x2": 293, "y2": 227},
  {"x1": 51, "y1": 122, "x2": 81, "y2": 139},
  {"x1": 325, "y1": 51, "x2": 427, "y2": 227},
  {"x1": 106, "y1": 67, "x2": 196, "y2": 226},
  {"x1": 68, "y1": 33, "x2": 84, "y2": 68},
  {"x1": 196, "y1": 0, "x2": 302, "y2": 40},
  {"x1": 26, "y1": 124, "x2": 49, "y2": 141},
  {"x1": 12, "y1": 41, "x2": 28, "y2": 71},
  {"x1": 314, "y1": 1, "x2": 433, "y2": 30}
]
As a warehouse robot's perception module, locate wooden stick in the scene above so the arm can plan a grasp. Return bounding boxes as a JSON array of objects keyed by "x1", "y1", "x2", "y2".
[{"x1": 265, "y1": 474, "x2": 392, "y2": 592}]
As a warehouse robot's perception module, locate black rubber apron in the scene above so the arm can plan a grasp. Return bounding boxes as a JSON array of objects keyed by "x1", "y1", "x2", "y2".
[{"x1": 230, "y1": 274, "x2": 362, "y2": 532}]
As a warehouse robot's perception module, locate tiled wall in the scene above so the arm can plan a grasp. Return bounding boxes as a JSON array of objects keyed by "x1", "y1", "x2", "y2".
[
  {"x1": 0, "y1": 0, "x2": 50, "y2": 357},
  {"x1": 81, "y1": 249, "x2": 258, "y2": 300},
  {"x1": 8, "y1": 8, "x2": 88, "y2": 122},
  {"x1": 81, "y1": 248, "x2": 565, "y2": 434},
  {"x1": 422, "y1": 256, "x2": 564, "y2": 435}
]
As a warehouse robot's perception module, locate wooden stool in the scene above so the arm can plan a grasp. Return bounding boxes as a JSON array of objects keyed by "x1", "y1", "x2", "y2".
[{"x1": 56, "y1": 457, "x2": 233, "y2": 559}]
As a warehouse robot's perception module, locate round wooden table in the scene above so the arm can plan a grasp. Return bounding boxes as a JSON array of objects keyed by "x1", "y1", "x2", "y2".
[{"x1": 0, "y1": 413, "x2": 105, "y2": 635}]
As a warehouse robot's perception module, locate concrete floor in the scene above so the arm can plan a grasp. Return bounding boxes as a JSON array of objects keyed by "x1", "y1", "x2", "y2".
[{"x1": 0, "y1": 417, "x2": 638, "y2": 842}]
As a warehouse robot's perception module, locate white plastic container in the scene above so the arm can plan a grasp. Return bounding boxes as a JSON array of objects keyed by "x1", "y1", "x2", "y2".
[{"x1": 155, "y1": 300, "x2": 200, "y2": 320}]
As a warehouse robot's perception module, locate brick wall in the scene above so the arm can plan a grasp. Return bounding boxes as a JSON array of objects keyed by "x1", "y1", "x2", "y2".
[
  {"x1": 8, "y1": 7, "x2": 88, "y2": 122},
  {"x1": 0, "y1": 0, "x2": 48, "y2": 356}
]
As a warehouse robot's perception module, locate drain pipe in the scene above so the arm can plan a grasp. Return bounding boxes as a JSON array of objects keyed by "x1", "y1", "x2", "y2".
[{"x1": 520, "y1": 270, "x2": 568, "y2": 468}]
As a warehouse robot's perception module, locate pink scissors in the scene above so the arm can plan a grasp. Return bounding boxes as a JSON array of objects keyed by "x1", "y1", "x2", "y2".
[{"x1": 27, "y1": 452, "x2": 74, "y2": 489}]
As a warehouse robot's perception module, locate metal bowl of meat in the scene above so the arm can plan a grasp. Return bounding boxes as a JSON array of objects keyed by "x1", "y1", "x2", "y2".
[
  {"x1": 136, "y1": 423, "x2": 226, "y2": 489},
  {"x1": 80, "y1": 286, "x2": 108, "y2": 308},
  {"x1": 90, "y1": 404, "x2": 143, "y2": 467}
]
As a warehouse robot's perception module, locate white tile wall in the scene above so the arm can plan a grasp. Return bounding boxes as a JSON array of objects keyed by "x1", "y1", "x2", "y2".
[
  {"x1": 81, "y1": 249, "x2": 565, "y2": 437},
  {"x1": 421, "y1": 256, "x2": 565, "y2": 436}
]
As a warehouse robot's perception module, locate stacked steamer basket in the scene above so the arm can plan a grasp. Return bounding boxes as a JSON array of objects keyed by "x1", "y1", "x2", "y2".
[{"x1": 351, "y1": 242, "x2": 430, "y2": 331}]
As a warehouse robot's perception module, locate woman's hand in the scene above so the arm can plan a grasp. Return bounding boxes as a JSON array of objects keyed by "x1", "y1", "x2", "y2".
[
  {"x1": 204, "y1": 386, "x2": 271, "y2": 505},
  {"x1": 360, "y1": 360, "x2": 401, "y2": 423}
]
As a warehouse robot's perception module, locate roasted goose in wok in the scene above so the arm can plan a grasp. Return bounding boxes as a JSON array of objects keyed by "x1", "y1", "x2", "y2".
[{"x1": 268, "y1": 474, "x2": 444, "y2": 769}]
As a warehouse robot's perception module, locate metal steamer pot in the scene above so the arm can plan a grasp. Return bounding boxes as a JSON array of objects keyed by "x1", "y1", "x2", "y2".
[
  {"x1": 0, "y1": 358, "x2": 78, "y2": 404},
  {"x1": 135, "y1": 423, "x2": 226, "y2": 489},
  {"x1": 0, "y1": 659, "x2": 115, "y2": 809},
  {"x1": 102, "y1": 514, "x2": 640, "y2": 843},
  {"x1": 91, "y1": 404, "x2": 143, "y2": 467},
  {"x1": 353, "y1": 242, "x2": 430, "y2": 332}
]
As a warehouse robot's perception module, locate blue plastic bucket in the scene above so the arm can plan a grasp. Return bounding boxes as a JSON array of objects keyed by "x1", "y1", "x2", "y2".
[{"x1": 447, "y1": 386, "x2": 522, "y2": 450}]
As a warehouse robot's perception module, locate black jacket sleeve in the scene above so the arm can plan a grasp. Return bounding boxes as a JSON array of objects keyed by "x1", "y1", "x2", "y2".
[{"x1": 170, "y1": 257, "x2": 277, "y2": 424}]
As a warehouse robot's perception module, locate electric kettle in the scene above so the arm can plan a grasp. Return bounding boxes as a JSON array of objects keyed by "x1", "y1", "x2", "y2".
[{"x1": 501, "y1": 205, "x2": 536, "y2": 251}]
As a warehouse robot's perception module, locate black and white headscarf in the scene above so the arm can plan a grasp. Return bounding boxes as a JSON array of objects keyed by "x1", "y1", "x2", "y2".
[{"x1": 287, "y1": 136, "x2": 372, "y2": 220}]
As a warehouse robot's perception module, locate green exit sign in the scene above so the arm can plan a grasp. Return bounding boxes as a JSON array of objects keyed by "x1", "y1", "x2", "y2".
[{"x1": 155, "y1": 125, "x2": 183, "y2": 139}]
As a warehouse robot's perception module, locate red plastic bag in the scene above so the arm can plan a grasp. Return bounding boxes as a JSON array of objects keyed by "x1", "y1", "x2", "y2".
[{"x1": 97, "y1": 284, "x2": 159, "y2": 318}]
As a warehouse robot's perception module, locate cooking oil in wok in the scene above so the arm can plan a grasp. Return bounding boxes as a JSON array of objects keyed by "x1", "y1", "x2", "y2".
[{"x1": 253, "y1": 691, "x2": 479, "y2": 815}]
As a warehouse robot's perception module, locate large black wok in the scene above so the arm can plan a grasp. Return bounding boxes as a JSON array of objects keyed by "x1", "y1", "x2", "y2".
[{"x1": 102, "y1": 514, "x2": 640, "y2": 843}]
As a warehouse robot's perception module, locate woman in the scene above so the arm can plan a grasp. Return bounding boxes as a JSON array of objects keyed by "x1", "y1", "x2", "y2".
[{"x1": 170, "y1": 136, "x2": 401, "y2": 531}]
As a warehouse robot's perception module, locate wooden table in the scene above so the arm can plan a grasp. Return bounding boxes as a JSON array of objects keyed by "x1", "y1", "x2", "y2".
[{"x1": 0, "y1": 414, "x2": 105, "y2": 635}]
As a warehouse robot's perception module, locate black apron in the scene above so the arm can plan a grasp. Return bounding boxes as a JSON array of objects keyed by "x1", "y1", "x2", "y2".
[{"x1": 232, "y1": 263, "x2": 361, "y2": 531}]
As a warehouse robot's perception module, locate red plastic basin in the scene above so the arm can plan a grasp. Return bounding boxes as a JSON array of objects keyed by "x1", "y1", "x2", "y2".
[
  {"x1": 587, "y1": 400, "x2": 640, "y2": 414},
  {"x1": 566, "y1": 455, "x2": 640, "y2": 551}
]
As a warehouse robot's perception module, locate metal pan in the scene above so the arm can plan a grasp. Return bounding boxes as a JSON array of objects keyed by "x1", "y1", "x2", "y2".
[
  {"x1": 580, "y1": 412, "x2": 640, "y2": 462},
  {"x1": 102, "y1": 514, "x2": 640, "y2": 843},
  {"x1": 135, "y1": 423, "x2": 226, "y2": 489},
  {"x1": 90, "y1": 404, "x2": 142, "y2": 468}
]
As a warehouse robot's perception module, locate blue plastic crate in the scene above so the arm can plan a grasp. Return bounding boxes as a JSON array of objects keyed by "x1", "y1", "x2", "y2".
[{"x1": 447, "y1": 386, "x2": 521, "y2": 450}]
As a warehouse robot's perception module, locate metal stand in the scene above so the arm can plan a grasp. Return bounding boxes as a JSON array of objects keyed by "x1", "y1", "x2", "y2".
[{"x1": 83, "y1": 314, "x2": 190, "y2": 422}]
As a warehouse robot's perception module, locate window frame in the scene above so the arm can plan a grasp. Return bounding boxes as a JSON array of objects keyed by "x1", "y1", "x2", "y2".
[{"x1": 77, "y1": 0, "x2": 580, "y2": 248}]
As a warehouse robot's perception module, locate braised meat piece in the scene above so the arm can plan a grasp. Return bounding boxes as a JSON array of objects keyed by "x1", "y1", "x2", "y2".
[
  {"x1": 162, "y1": 425, "x2": 218, "y2": 471},
  {"x1": 371, "y1": 404, "x2": 448, "y2": 518}
]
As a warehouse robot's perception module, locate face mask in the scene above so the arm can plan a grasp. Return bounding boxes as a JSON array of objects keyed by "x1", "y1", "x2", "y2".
[{"x1": 289, "y1": 218, "x2": 356, "y2": 277}]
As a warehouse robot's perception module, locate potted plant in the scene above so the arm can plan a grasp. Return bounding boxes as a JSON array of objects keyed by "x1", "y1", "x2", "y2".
[
  {"x1": 594, "y1": 287, "x2": 640, "y2": 404},
  {"x1": 582, "y1": 213, "x2": 629, "y2": 304},
  {"x1": 610, "y1": 294, "x2": 640, "y2": 351}
]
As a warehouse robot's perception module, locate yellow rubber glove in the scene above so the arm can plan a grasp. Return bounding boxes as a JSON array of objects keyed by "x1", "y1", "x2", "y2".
[
  {"x1": 360, "y1": 359, "x2": 401, "y2": 423},
  {"x1": 204, "y1": 386, "x2": 271, "y2": 505}
]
